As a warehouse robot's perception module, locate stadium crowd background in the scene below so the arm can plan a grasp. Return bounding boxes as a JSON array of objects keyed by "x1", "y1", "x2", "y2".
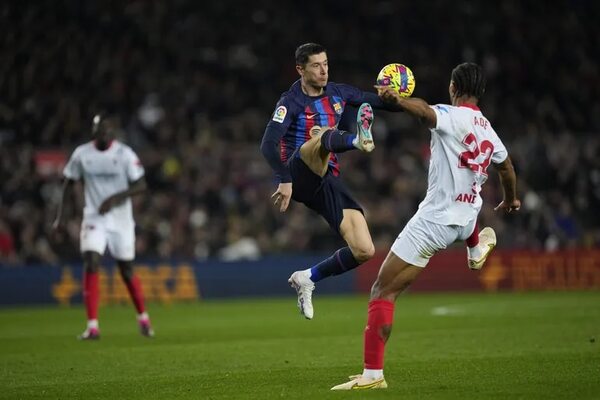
[{"x1": 0, "y1": 0, "x2": 599, "y2": 265}]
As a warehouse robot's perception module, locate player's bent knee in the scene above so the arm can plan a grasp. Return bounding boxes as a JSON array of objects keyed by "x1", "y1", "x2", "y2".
[
  {"x1": 352, "y1": 243, "x2": 375, "y2": 264},
  {"x1": 370, "y1": 274, "x2": 415, "y2": 301},
  {"x1": 117, "y1": 261, "x2": 133, "y2": 281},
  {"x1": 82, "y1": 251, "x2": 101, "y2": 273}
]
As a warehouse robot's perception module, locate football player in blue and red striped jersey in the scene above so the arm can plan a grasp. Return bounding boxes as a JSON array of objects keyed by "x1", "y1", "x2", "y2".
[{"x1": 260, "y1": 43, "x2": 399, "y2": 320}]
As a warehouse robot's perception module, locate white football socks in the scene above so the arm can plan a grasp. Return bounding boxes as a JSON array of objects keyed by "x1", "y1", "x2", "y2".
[
  {"x1": 362, "y1": 368, "x2": 384, "y2": 380},
  {"x1": 87, "y1": 319, "x2": 99, "y2": 330},
  {"x1": 137, "y1": 312, "x2": 149, "y2": 322}
]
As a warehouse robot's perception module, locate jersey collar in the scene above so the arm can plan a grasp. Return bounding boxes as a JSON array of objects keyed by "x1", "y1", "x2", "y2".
[
  {"x1": 459, "y1": 103, "x2": 480, "y2": 111},
  {"x1": 93, "y1": 139, "x2": 115, "y2": 151}
]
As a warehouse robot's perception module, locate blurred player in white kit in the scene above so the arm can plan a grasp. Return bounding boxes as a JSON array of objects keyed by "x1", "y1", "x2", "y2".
[{"x1": 53, "y1": 114, "x2": 154, "y2": 340}]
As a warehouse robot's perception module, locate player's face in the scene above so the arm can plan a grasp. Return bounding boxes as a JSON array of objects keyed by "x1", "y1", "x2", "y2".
[
  {"x1": 298, "y1": 52, "x2": 328, "y2": 88},
  {"x1": 93, "y1": 119, "x2": 116, "y2": 149}
]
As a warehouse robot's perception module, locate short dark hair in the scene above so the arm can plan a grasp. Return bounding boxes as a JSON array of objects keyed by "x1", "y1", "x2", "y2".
[
  {"x1": 451, "y1": 62, "x2": 486, "y2": 99},
  {"x1": 295, "y1": 43, "x2": 327, "y2": 66}
]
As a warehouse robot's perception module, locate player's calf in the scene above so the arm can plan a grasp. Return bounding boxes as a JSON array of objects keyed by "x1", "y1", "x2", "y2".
[{"x1": 299, "y1": 134, "x2": 330, "y2": 176}]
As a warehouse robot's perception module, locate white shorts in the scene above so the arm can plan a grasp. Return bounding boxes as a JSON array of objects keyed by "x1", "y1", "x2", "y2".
[
  {"x1": 80, "y1": 217, "x2": 135, "y2": 261},
  {"x1": 391, "y1": 215, "x2": 477, "y2": 268}
]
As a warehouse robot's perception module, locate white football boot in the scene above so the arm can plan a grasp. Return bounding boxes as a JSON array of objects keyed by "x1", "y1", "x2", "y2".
[
  {"x1": 331, "y1": 374, "x2": 388, "y2": 390},
  {"x1": 468, "y1": 227, "x2": 497, "y2": 270},
  {"x1": 288, "y1": 270, "x2": 315, "y2": 320}
]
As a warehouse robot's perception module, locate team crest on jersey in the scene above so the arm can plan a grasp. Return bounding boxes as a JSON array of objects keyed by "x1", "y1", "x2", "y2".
[
  {"x1": 272, "y1": 106, "x2": 287, "y2": 123},
  {"x1": 333, "y1": 102, "x2": 342, "y2": 114},
  {"x1": 434, "y1": 105, "x2": 449, "y2": 113}
]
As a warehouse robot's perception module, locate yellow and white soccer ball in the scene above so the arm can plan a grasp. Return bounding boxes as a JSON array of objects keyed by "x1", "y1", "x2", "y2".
[{"x1": 376, "y1": 63, "x2": 415, "y2": 98}]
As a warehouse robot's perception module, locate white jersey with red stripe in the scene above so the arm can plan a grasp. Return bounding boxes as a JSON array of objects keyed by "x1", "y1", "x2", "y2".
[
  {"x1": 414, "y1": 103, "x2": 508, "y2": 226},
  {"x1": 63, "y1": 140, "x2": 144, "y2": 230}
]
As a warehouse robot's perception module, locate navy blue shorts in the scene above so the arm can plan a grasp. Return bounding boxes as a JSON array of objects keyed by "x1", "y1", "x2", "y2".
[{"x1": 287, "y1": 152, "x2": 363, "y2": 233}]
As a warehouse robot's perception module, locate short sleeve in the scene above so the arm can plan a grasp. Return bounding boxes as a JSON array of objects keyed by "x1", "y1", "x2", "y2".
[
  {"x1": 125, "y1": 148, "x2": 145, "y2": 181},
  {"x1": 431, "y1": 104, "x2": 454, "y2": 134},
  {"x1": 63, "y1": 148, "x2": 82, "y2": 180},
  {"x1": 491, "y1": 135, "x2": 508, "y2": 164}
]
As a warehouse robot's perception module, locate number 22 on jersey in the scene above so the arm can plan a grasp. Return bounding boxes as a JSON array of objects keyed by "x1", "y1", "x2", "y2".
[{"x1": 458, "y1": 133, "x2": 494, "y2": 176}]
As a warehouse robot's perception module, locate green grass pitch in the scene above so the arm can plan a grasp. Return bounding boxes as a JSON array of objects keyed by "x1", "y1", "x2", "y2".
[{"x1": 1, "y1": 291, "x2": 599, "y2": 399}]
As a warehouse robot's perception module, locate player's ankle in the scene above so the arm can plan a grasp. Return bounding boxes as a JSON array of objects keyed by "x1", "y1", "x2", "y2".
[
  {"x1": 137, "y1": 312, "x2": 149, "y2": 322},
  {"x1": 468, "y1": 245, "x2": 482, "y2": 260},
  {"x1": 87, "y1": 319, "x2": 99, "y2": 330},
  {"x1": 362, "y1": 368, "x2": 384, "y2": 380}
]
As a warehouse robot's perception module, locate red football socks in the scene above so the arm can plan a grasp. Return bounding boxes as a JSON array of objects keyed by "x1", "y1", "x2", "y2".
[
  {"x1": 83, "y1": 270, "x2": 99, "y2": 320},
  {"x1": 466, "y1": 222, "x2": 480, "y2": 247},
  {"x1": 124, "y1": 275, "x2": 146, "y2": 314},
  {"x1": 364, "y1": 299, "x2": 395, "y2": 369}
]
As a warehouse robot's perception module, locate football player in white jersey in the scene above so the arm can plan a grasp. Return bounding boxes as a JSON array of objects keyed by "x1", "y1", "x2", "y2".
[
  {"x1": 53, "y1": 114, "x2": 154, "y2": 340},
  {"x1": 331, "y1": 62, "x2": 520, "y2": 390}
]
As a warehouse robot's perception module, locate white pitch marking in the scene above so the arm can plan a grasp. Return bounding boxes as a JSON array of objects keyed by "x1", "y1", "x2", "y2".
[{"x1": 430, "y1": 305, "x2": 465, "y2": 316}]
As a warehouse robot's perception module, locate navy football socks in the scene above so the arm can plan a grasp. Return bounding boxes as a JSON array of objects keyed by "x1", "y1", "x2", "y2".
[
  {"x1": 320, "y1": 129, "x2": 357, "y2": 153},
  {"x1": 310, "y1": 247, "x2": 361, "y2": 282}
]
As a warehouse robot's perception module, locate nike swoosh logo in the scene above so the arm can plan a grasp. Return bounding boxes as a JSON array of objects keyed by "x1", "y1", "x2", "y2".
[
  {"x1": 306, "y1": 113, "x2": 317, "y2": 119},
  {"x1": 352, "y1": 380, "x2": 384, "y2": 390}
]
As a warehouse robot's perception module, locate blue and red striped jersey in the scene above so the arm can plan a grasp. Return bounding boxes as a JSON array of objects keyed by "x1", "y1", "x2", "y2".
[
  {"x1": 262, "y1": 80, "x2": 368, "y2": 182},
  {"x1": 261, "y1": 79, "x2": 397, "y2": 183}
]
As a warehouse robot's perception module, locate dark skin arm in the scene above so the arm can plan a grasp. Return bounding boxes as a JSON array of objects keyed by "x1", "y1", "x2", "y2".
[
  {"x1": 52, "y1": 178, "x2": 76, "y2": 231},
  {"x1": 98, "y1": 177, "x2": 147, "y2": 214},
  {"x1": 493, "y1": 157, "x2": 521, "y2": 213},
  {"x1": 375, "y1": 86, "x2": 437, "y2": 128}
]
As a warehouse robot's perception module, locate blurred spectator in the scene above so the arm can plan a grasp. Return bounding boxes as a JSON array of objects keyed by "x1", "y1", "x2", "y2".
[
  {"x1": 0, "y1": 220, "x2": 19, "y2": 265},
  {"x1": 0, "y1": 0, "x2": 599, "y2": 265}
]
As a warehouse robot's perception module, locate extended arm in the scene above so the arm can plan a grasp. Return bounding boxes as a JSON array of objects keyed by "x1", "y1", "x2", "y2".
[
  {"x1": 493, "y1": 157, "x2": 521, "y2": 212},
  {"x1": 358, "y1": 91, "x2": 403, "y2": 112},
  {"x1": 98, "y1": 177, "x2": 147, "y2": 214},
  {"x1": 376, "y1": 86, "x2": 437, "y2": 128}
]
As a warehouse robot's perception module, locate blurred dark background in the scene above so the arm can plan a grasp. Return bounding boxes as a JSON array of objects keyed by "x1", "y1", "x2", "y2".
[{"x1": 1, "y1": 0, "x2": 599, "y2": 265}]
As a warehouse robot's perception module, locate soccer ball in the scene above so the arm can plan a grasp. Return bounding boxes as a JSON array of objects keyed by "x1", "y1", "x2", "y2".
[{"x1": 376, "y1": 63, "x2": 415, "y2": 98}]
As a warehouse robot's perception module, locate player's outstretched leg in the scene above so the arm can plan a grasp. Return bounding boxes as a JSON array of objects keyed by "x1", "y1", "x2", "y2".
[
  {"x1": 117, "y1": 260, "x2": 155, "y2": 337},
  {"x1": 467, "y1": 226, "x2": 496, "y2": 270},
  {"x1": 78, "y1": 251, "x2": 101, "y2": 340}
]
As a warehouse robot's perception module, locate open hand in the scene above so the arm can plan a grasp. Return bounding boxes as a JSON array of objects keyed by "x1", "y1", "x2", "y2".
[
  {"x1": 374, "y1": 85, "x2": 401, "y2": 105},
  {"x1": 271, "y1": 182, "x2": 292, "y2": 212},
  {"x1": 494, "y1": 199, "x2": 521, "y2": 213}
]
